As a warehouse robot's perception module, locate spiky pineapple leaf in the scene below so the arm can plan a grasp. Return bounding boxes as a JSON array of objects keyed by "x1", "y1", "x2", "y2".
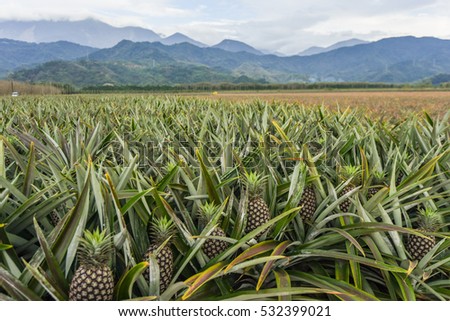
[
  {"x1": 0, "y1": 223, "x2": 23, "y2": 273},
  {"x1": 182, "y1": 261, "x2": 227, "y2": 300},
  {"x1": 273, "y1": 269, "x2": 291, "y2": 301},
  {"x1": 120, "y1": 188, "x2": 153, "y2": 216},
  {"x1": 196, "y1": 149, "x2": 221, "y2": 204},
  {"x1": 295, "y1": 249, "x2": 407, "y2": 273},
  {"x1": 0, "y1": 266, "x2": 41, "y2": 301},
  {"x1": 218, "y1": 287, "x2": 338, "y2": 300},
  {"x1": 22, "y1": 142, "x2": 35, "y2": 197},
  {"x1": 0, "y1": 244, "x2": 12, "y2": 250},
  {"x1": 146, "y1": 253, "x2": 160, "y2": 297},
  {"x1": 115, "y1": 261, "x2": 149, "y2": 300},
  {"x1": 22, "y1": 260, "x2": 67, "y2": 301},
  {"x1": 33, "y1": 217, "x2": 69, "y2": 294},
  {"x1": 224, "y1": 240, "x2": 279, "y2": 273},
  {"x1": 21, "y1": 161, "x2": 91, "y2": 288},
  {"x1": 400, "y1": 154, "x2": 443, "y2": 187},
  {"x1": 256, "y1": 241, "x2": 290, "y2": 290},
  {"x1": 291, "y1": 272, "x2": 380, "y2": 301}
]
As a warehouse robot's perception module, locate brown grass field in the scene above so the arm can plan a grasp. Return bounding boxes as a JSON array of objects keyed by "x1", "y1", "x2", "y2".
[
  {"x1": 0, "y1": 80, "x2": 63, "y2": 95},
  {"x1": 184, "y1": 90, "x2": 450, "y2": 118}
]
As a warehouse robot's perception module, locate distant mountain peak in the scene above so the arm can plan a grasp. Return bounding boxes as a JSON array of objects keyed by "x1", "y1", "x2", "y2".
[
  {"x1": 298, "y1": 38, "x2": 369, "y2": 56},
  {"x1": 161, "y1": 33, "x2": 207, "y2": 47},
  {"x1": 212, "y1": 39, "x2": 263, "y2": 55}
]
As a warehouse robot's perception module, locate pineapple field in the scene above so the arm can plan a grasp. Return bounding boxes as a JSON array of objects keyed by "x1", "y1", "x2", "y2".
[{"x1": 0, "y1": 94, "x2": 449, "y2": 301}]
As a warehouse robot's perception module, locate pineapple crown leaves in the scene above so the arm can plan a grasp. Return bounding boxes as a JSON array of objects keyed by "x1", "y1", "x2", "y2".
[
  {"x1": 417, "y1": 208, "x2": 441, "y2": 231},
  {"x1": 150, "y1": 216, "x2": 175, "y2": 245},
  {"x1": 243, "y1": 171, "x2": 268, "y2": 197},
  {"x1": 198, "y1": 202, "x2": 223, "y2": 223},
  {"x1": 339, "y1": 165, "x2": 362, "y2": 186},
  {"x1": 370, "y1": 170, "x2": 386, "y2": 185},
  {"x1": 165, "y1": 161, "x2": 179, "y2": 173},
  {"x1": 77, "y1": 229, "x2": 113, "y2": 266}
]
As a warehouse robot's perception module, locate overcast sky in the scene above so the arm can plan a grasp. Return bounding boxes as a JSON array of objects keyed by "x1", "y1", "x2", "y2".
[{"x1": 1, "y1": 0, "x2": 450, "y2": 54}]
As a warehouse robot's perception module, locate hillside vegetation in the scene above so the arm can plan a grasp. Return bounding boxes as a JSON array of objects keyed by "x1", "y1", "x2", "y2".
[{"x1": 4, "y1": 36, "x2": 450, "y2": 87}]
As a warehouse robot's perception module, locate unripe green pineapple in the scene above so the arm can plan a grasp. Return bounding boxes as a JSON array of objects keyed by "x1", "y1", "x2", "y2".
[
  {"x1": 69, "y1": 229, "x2": 114, "y2": 301},
  {"x1": 406, "y1": 208, "x2": 439, "y2": 261},
  {"x1": 244, "y1": 172, "x2": 270, "y2": 236},
  {"x1": 144, "y1": 217, "x2": 175, "y2": 293},
  {"x1": 199, "y1": 202, "x2": 228, "y2": 259},
  {"x1": 298, "y1": 185, "x2": 316, "y2": 221},
  {"x1": 338, "y1": 166, "x2": 361, "y2": 212}
]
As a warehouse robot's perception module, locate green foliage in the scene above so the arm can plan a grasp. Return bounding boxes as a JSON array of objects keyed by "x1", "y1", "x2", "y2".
[{"x1": 0, "y1": 95, "x2": 449, "y2": 301}]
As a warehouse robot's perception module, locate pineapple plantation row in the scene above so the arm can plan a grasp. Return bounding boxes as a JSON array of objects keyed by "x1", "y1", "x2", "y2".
[{"x1": 0, "y1": 95, "x2": 449, "y2": 301}]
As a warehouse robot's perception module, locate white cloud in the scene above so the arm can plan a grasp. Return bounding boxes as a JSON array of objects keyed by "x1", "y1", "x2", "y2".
[{"x1": 1, "y1": 0, "x2": 449, "y2": 54}]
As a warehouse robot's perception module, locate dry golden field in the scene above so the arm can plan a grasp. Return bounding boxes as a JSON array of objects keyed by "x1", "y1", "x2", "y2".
[
  {"x1": 186, "y1": 90, "x2": 450, "y2": 118},
  {"x1": 0, "y1": 80, "x2": 63, "y2": 95}
]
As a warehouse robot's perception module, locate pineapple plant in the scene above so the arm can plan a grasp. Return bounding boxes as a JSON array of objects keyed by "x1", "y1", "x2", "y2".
[
  {"x1": 144, "y1": 216, "x2": 175, "y2": 293},
  {"x1": 338, "y1": 165, "x2": 361, "y2": 212},
  {"x1": 199, "y1": 202, "x2": 228, "y2": 259},
  {"x1": 298, "y1": 185, "x2": 316, "y2": 221},
  {"x1": 69, "y1": 229, "x2": 114, "y2": 301},
  {"x1": 244, "y1": 172, "x2": 270, "y2": 236},
  {"x1": 406, "y1": 208, "x2": 439, "y2": 261}
]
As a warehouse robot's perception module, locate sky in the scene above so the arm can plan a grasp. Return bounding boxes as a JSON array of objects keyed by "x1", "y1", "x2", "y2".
[{"x1": 1, "y1": 0, "x2": 450, "y2": 55}]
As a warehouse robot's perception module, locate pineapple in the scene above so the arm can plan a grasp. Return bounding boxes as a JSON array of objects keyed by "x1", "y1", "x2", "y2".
[
  {"x1": 69, "y1": 229, "x2": 114, "y2": 301},
  {"x1": 144, "y1": 216, "x2": 175, "y2": 293},
  {"x1": 367, "y1": 171, "x2": 385, "y2": 200},
  {"x1": 298, "y1": 185, "x2": 316, "y2": 221},
  {"x1": 406, "y1": 208, "x2": 439, "y2": 261},
  {"x1": 244, "y1": 172, "x2": 270, "y2": 236},
  {"x1": 4, "y1": 154, "x2": 12, "y2": 168},
  {"x1": 49, "y1": 211, "x2": 61, "y2": 227},
  {"x1": 338, "y1": 166, "x2": 361, "y2": 212},
  {"x1": 396, "y1": 171, "x2": 404, "y2": 186},
  {"x1": 199, "y1": 202, "x2": 228, "y2": 259}
]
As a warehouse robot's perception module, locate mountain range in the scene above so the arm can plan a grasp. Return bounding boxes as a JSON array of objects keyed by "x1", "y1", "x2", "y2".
[{"x1": 1, "y1": 19, "x2": 450, "y2": 87}]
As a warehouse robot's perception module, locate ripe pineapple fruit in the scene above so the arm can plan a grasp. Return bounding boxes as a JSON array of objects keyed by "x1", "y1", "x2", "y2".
[
  {"x1": 3, "y1": 153, "x2": 12, "y2": 168},
  {"x1": 69, "y1": 229, "x2": 114, "y2": 301},
  {"x1": 199, "y1": 202, "x2": 228, "y2": 259},
  {"x1": 367, "y1": 171, "x2": 385, "y2": 200},
  {"x1": 406, "y1": 208, "x2": 439, "y2": 261},
  {"x1": 298, "y1": 185, "x2": 316, "y2": 221},
  {"x1": 49, "y1": 211, "x2": 61, "y2": 227},
  {"x1": 338, "y1": 166, "x2": 361, "y2": 212},
  {"x1": 144, "y1": 216, "x2": 175, "y2": 293},
  {"x1": 396, "y1": 171, "x2": 404, "y2": 186},
  {"x1": 244, "y1": 172, "x2": 270, "y2": 236}
]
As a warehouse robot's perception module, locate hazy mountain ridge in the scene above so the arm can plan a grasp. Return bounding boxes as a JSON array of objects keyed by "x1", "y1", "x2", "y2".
[
  {"x1": 0, "y1": 19, "x2": 161, "y2": 48},
  {"x1": 298, "y1": 38, "x2": 370, "y2": 56}
]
